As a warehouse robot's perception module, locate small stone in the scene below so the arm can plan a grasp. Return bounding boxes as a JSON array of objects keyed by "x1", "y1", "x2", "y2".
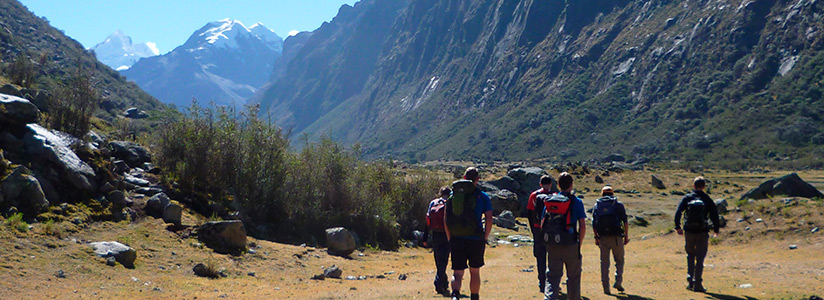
[
  {"x1": 737, "y1": 218, "x2": 745, "y2": 223},
  {"x1": 398, "y1": 274, "x2": 407, "y2": 280},
  {"x1": 789, "y1": 245, "x2": 798, "y2": 250},
  {"x1": 756, "y1": 218, "x2": 763, "y2": 223},
  {"x1": 323, "y1": 265, "x2": 342, "y2": 279},
  {"x1": 55, "y1": 270, "x2": 66, "y2": 278},
  {"x1": 376, "y1": 275, "x2": 386, "y2": 279},
  {"x1": 247, "y1": 272, "x2": 256, "y2": 277},
  {"x1": 358, "y1": 276, "x2": 366, "y2": 280},
  {"x1": 350, "y1": 287, "x2": 357, "y2": 291},
  {"x1": 738, "y1": 283, "x2": 753, "y2": 288},
  {"x1": 521, "y1": 269, "x2": 534, "y2": 272},
  {"x1": 311, "y1": 274, "x2": 325, "y2": 280},
  {"x1": 345, "y1": 276, "x2": 357, "y2": 280},
  {"x1": 106, "y1": 257, "x2": 117, "y2": 266},
  {"x1": 812, "y1": 227, "x2": 819, "y2": 233},
  {"x1": 745, "y1": 227, "x2": 751, "y2": 231}
]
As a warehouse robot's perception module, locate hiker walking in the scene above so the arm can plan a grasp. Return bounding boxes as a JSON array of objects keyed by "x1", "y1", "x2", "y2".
[
  {"x1": 674, "y1": 176, "x2": 720, "y2": 292},
  {"x1": 445, "y1": 167, "x2": 493, "y2": 300},
  {"x1": 540, "y1": 172, "x2": 587, "y2": 300},
  {"x1": 423, "y1": 186, "x2": 452, "y2": 296},
  {"x1": 591, "y1": 186, "x2": 629, "y2": 295},
  {"x1": 526, "y1": 175, "x2": 558, "y2": 293}
]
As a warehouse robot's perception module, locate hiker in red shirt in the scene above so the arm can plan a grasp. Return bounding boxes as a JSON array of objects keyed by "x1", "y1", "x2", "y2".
[{"x1": 526, "y1": 175, "x2": 557, "y2": 293}]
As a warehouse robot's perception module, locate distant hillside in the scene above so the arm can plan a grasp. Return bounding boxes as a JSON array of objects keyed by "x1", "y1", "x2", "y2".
[
  {"x1": 257, "y1": 0, "x2": 824, "y2": 168},
  {"x1": 122, "y1": 20, "x2": 283, "y2": 109},
  {"x1": 0, "y1": 0, "x2": 165, "y2": 122}
]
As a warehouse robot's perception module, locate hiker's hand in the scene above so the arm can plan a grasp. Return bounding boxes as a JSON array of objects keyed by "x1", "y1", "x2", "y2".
[
  {"x1": 423, "y1": 241, "x2": 428, "y2": 247},
  {"x1": 712, "y1": 232, "x2": 718, "y2": 238},
  {"x1": 623, "y1": 237, "x2": 630, "y2": 245},
  {"x1": 676, "y1": 228, "x2": 683, "y2": 235},
  {"x1": 594, "y1": 238, "x2": 600, "y2": 246}
]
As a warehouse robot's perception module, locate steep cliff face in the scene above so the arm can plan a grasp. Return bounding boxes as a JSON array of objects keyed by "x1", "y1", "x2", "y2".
[
  {"x1": 261, "y1": 0, "x2": 824, "y2": 165},
  {"x1": 255, "y1": 0, "x2": 409, "y2": 131}
]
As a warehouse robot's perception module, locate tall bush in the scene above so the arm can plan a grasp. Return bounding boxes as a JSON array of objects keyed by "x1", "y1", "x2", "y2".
[{"x1": 47, "y1": 64, "x2": 100, "y2": 137}]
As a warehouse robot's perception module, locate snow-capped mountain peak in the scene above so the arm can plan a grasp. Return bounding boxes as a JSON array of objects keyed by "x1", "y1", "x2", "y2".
[
  {"x1": 187, "y1": 19, "x2": 283, "y2": 52},
  {"x1": 92, "y1": 30, "x2": 159, "y2": 71}
]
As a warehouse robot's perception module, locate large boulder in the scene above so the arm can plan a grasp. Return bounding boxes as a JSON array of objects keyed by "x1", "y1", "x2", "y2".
[
  {"x1": 1, "y1": 166, "x2": 49, "y2": 216},
  {"x1": 325, "y1": 227, "x2": 356, "y2": 257},
  {"x1": 108, "y1": 141, "x2": 152, "y2": 168},
  {"x1": 162, "y1": 201, "x2": 183, "y2": 226},
  {"x1": 740, "y1": 173, "x2": 824, "y2": 200},
  {"x1": 90, "y1": 241, "x2": 136, "y2": 268},
  {"x1": 146, "y1": 193, "x2": 171, "y2": 216},
  {"x1": 198, "y1": 220, "x2": 247, "y2": 254},
  {"x1": 603, "y1": 154, "x2": 626, "y2": 163},
  {"x1": 23, "y1": 124, "x2": 96, "y2": 192},
  {"x1": 124, "y1": 108, "x2": 148, "y2": 119},
  {"x1": 489, "y1": 189, "x2": 519, "y2": 215},
  {"x1": 486, "y1": 176, "x2": 520, "y2": 194},
  {"x1": 651, "y1": 174, "x2": 666, "y2": 189},
  {"x1": 507, "y1": 167, "x2": 548, "y2": 194},
  {"x1": 0, "y1": 93, "x2": 40, "y2": 126}
]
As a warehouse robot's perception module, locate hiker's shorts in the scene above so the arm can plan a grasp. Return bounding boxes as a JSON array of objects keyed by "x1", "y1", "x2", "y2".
[{"x1": 450, "y1": 237, "x2": 485, "y2": 269}]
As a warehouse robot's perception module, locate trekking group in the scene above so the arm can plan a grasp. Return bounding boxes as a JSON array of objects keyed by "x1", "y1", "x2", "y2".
[{"x1": 425, "y1": 167, "x2": 721, "y2": 299}]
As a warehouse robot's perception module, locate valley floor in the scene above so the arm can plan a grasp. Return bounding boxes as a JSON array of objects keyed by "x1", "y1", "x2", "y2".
[{"x1": 0, "y1": 217, "x2": 822, "y2": 300}]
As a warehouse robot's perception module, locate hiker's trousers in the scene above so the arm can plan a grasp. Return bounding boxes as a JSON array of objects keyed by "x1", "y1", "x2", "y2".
[
  {"x1": 599, "y1": 235, "x2": 625, "y2": 290},
  {"x1": 431, "y1": 231, "x2": 450, "y2": 291},
  {"x1": 545, "y1": 244, "x2": 582, "y2": 300},
  {"x1": 684, "y1": 231, "x2": 709, "y2": 283},
  {"x1": 532, "y1": 228, "x2": 547, "y2": 289}
]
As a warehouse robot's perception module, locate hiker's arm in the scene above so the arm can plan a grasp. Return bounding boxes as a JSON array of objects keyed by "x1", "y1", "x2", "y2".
[
  {"x1": 674, "y1": 197, "x2": 687, "y2": 234},
  {"x1": 623, "y1": 222, "x2": 630, "y2": 245},
  {"x1": 444, "y1": 210, "x2": 451, "y2": 241},
  {"x1": 578, "y1": 217, "x2": 586, "y2": 251},
  {"x1": 526, "y1": 193, "x2": 538, "y2": 231},
  {"x1": 484, "y1": 210, "x2": 493, "y2": 241},
  {"x1": 708, "y1": 197, "x2": 721, "y2": 235}
]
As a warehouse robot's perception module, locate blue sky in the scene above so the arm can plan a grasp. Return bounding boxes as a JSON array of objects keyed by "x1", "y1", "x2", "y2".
[{"x1": 18, "y1": 0, "x2": 358, "y2": 54}]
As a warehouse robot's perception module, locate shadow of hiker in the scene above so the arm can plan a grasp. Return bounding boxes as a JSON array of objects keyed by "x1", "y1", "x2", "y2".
[
  {"x1": 614, "y1": 293, "x2": 655, "y2": 300},
  {"x1": 703, "y1": 292, "x2": 759, "y2": 300}
]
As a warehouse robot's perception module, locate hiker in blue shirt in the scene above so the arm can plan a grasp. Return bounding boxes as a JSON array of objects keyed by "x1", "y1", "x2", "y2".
[
  {"x1": 444, "y1": 167, "x2": 493, "y2": 300},
  {"x1": 543, "y1": 172, "x2": 587, "y2": 300}
]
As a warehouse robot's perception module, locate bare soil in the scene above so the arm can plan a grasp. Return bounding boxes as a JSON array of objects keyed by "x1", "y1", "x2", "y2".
[{"x1": 1, "y1": 169, "x2": 823, "y2": 299}]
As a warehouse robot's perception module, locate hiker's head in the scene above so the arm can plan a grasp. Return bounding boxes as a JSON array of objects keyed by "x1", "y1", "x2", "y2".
[
  {"x1": 558, "y1": 172, "x2": 573, "y2": 192},
  {"x1": 463, "y1": 167, "x2": 480, "y2": 183},
  {"x1": 693, "y1": 176, "x2": 707, "y2": 191},
  {"x1": 439, "y1": 186, "x2": 452, "y2": 198},
  {"x1": 540, "y1": 175, "x2": 554, "y2": 190},
  {"x1": 601, "y1": 186, "x2": 614, "y2": 196}
]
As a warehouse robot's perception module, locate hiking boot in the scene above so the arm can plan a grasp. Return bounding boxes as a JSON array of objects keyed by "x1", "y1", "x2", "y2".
[
  {"x1": 539, "y1": 283, "x2": 545, "y2": 293},
  {"x1": 692, "y1": 283, "x2": 706, "y2": 293},
  {"x1": 603, "y1": 288, "x2": 611, "y2": 295},
  {"x1": 687, "y1": 278, "x2": 694, "y2": 291},
  {"x1": 470, "y1": 294, "x2": 479, "y2": 300},
  {"x1": 451, "y1": 291, "x2": 461, "y2": 300},
  {"x1": 613, "y1": 282, "x2": 625, "y2": 292}
]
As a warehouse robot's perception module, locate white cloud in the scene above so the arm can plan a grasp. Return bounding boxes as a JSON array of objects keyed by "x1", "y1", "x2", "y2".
[{"x1": 288, "y1": 30, "x2": 299, "y2": 36}]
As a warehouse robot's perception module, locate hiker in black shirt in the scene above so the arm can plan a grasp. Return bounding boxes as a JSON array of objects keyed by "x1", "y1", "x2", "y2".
[{"x1": 674, "y1": 176, "x2": 720, "y2": 292}]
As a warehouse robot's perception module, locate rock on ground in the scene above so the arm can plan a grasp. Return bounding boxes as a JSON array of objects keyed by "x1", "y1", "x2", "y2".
[
  {"x1": 90, "y1": 241, "x2": 136, "y2": 268},
  {"x1": 741, "y1": 173, "x2": 824, "y2": 200},
  {"x1": 326, "y1": 227, "x2": 356, "y2": 257},
  {"x1": 198, "y1": 220, "x2": 247, "y2": 254},
  {"x1": 1, "y1": 166, "x2": 49, "y2": 216}
]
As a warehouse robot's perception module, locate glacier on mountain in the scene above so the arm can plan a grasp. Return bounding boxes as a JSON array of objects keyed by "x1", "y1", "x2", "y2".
[{"x1": 91, "y1": 30, "x2": 159, "y2": 71}]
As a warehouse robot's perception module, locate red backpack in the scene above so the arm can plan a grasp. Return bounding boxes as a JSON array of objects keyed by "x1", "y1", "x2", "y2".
[{"x1": 428, "y1": 199, "x2": 447, "y2": 231}]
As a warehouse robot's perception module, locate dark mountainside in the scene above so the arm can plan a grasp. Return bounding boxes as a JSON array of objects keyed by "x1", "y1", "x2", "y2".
[
  {"x1": 254, "y1": 0, "x2": 410, "y2": 132},
  {"x1": 258, "y1": 0, "x2": 824, "y2": 167},
  {"x1": 0, "y1": 0, "x2": 165, "y2": 122}
]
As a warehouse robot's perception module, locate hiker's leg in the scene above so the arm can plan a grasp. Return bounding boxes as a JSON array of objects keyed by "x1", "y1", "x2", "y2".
[
  {"x1": 613, "y1": 236, "x2": 625, "y2": 287},
  {"x1": 599, "y1": 240, "x2": 611, "y2": 291},
  {"x1": 434, "y1": 234, "x2": 450, "y2": 291},
  {"x1": 451, "y1": 269, "x2": 465, "y2": 295},
  {"x1": 694, "y1": 232, "x2": 709, "y2": 284},
  {"x1": 545, "y1": 246, "x2": 564, "y2": 300},
  {"x1": 450, "y1": 238, "x2": 468, "y2": 295},
  {"x1": 565, "y1": 245, "x2": 583, "y2": 300},
  {"x1": 685, "y1": 233, "x2": 696, "y2": 283},
  {"x1": 468, "y1": 267, "x2": 481, "y2": 295},
  {"x1": 533, "y1": 231, "x2": 547, "y2": 290}
]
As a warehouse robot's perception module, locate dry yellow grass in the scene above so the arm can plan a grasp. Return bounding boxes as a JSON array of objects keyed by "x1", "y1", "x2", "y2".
[{"x1": 0, "y1": 169, "x2": 822, "y2": 299}]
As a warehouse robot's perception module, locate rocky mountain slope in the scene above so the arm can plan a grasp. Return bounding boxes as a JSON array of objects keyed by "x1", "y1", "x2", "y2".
[
  {"x1": 0, "y1": 0, "x2": 165, "y2": 122},
  {"x1": 122, "y1": 19, "x2": 283, "y2": 109},
  {"x1": 257, "y1": 0, "x2": 824, "y2": 166},
  {"x1": 91, "y1": 30, "x2": 159, "y2": 71}
]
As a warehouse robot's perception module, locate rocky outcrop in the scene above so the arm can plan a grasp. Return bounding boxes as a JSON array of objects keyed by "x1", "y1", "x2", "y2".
[
  {"x1": 109, "y1": 141, "x2": 152, "y2": 168},
  {"x1": 0, "y1": 94, "x2": 40, "y2": 126},
  {"x1": 325, "y1": 227, "x2": 356, "y2": 257},
  {"x1": 23, "y1": 124, "x2": 97, "y2": 192},
  {"x1": 489, "y1": 189, "x2": 519, "y2": 216},
  {"x1": 198, "y1": 220, "x2": 247, "y2": 254},
  {"x1": 485, "y1": 167, "x2": 554, "y2": 216},
  {"x1": 1, "y1": 166, "x2": 49, "y2": 216},
  {"x1": 493, "y1": 210, "x2": 518, "y2": 230},
  {"x1": 741, "y1": 173, "x2": 824, "y2": 200},
  {"x1": 90, "y1": 241, "x2": 136, "y2": 268}
]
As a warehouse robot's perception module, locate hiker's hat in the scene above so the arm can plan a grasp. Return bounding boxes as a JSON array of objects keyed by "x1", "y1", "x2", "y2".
[{"x1": 601, "y1": 186, "x2": 614, "y2": 196}]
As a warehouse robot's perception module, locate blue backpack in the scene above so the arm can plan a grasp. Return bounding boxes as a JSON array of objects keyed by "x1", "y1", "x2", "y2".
[{"x1": 593, "y1": 196, "x2": 623, "y2": 236}]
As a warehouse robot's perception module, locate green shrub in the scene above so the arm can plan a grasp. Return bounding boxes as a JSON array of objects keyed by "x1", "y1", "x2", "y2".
[
  {"x1": 5, "y1": 213, "x2": 28, "y2": 232},
  {"x1": 153, "y1": 103, "x2": 443, "y2": 250},
  {"x1": 47, "y1": 64, "x2": 100, "y2": 137}
]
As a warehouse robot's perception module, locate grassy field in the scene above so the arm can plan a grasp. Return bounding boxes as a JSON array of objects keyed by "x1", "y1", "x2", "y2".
[{"x1": 0, "y1": 169, "x2": 822, "y2": 299}]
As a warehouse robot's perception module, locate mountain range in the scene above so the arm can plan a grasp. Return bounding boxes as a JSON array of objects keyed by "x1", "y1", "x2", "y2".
[
  {"x1": 122, "y1": 19, "x2": 283, "y2": 109},
  {"x1": 91, "y1": 30, "x2": 159, "y2": 71},
  {"x1": 255, "y1": 0, "x2": 824, "y2": 167}
]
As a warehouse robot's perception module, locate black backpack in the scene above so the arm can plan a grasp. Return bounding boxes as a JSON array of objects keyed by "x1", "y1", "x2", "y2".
[
  {"x1": 445, "y1": 180, "x2": 480, "y2": 237},
  {"x1": 593, "y1": 196, "x2": 623, "y2": 236},
  {"x1": 539, "y1": 193, "x2": 578, "y2": 246},
  {"x1": 683, "y1": 194, "x2": 710, "y2": 231}
]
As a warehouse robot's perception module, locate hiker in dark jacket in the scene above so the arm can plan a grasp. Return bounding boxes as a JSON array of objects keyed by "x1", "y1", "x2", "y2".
[
  {"x1": 674, "y1": 176, "x2": 720, "y2": 292},
  {"x1": 526, "y1": 175, "x2": 557, "y2": 293},
  {"x1": 591, "y1": 186, "x2": 629, "y2": 295},
  {"x1": 423, "y1": 186, "x2": 452, "y2": 296}
]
